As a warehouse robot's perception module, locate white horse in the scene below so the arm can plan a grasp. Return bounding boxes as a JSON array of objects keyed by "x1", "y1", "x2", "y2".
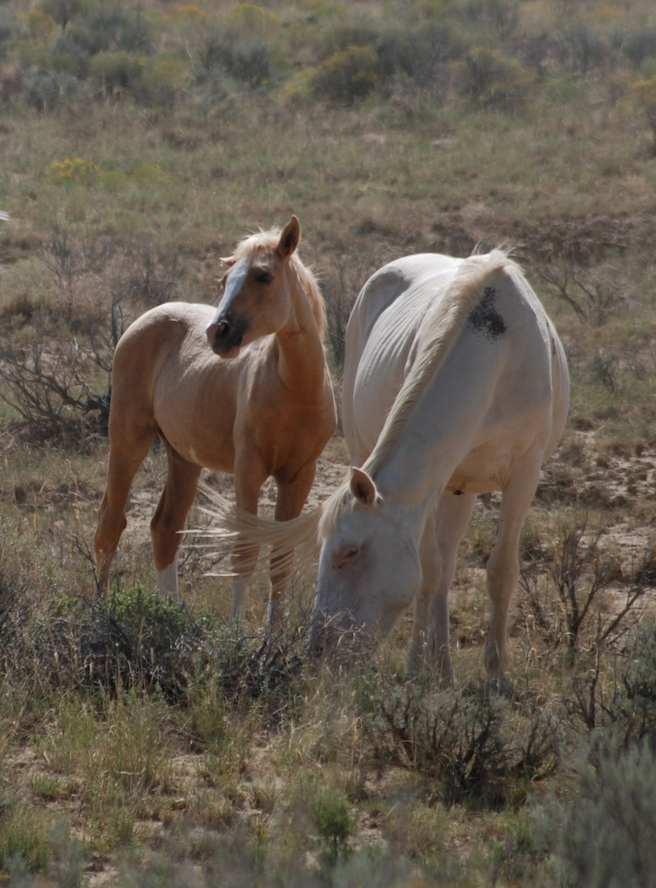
[{"x1": 200, "y1": 250, "x2": 569, "y2": 685}]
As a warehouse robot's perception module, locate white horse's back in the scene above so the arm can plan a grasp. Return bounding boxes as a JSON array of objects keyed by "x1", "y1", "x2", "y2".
[
  {"x1": 343, "y1": 254, "x2": 460, "y2": 462},
  {"x1": 344, "y1": 252, "x2": 568, "y2": 478}
]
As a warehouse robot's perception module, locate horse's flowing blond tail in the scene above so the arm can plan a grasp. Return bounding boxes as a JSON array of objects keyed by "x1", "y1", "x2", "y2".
[{"x1": 187, "y1": 483, "x2": 323, "y2": 581}]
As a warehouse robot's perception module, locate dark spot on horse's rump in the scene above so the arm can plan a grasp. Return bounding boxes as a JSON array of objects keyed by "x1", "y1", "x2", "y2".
[{"x1": 468, "y1": 286, "x2": 506, "y2": 339}]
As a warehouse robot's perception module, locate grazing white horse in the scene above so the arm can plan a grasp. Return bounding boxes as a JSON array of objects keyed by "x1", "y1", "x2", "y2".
[{"x1": 201, "y1": 250, "x2": 569, "y2": 685}]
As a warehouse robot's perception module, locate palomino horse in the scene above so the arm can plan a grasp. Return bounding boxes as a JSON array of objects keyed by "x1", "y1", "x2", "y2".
[
  {"x1": 95, "y1": 216, "x2": 337, "y2": 627},
  {"x1": 201, "y1": 250, "x2": 569, "y2": 686}
]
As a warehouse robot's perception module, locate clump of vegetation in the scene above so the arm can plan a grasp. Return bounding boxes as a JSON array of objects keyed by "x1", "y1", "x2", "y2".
[
  {"x1": 537, "y1": 739, "x2": 656, "y2": 887},
  {"x1": 358, "y1": 674, "x2": 560, "y2": 808}
]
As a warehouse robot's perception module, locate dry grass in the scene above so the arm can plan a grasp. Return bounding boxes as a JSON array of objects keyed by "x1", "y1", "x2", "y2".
[{"x1": 2, "y1": 0, "x2": 656, "y2": 884}]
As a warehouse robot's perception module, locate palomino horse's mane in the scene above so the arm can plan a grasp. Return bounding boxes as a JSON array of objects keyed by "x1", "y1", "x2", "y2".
[
  {"x1": 365, "y1": 249, "x2": 518, "y2": 475},
  {"x1": 192, "y1": 249, "x2": 518, "y2": 578},
  {"x1": 232, "y1": 227, "x2": 328, "y2": 341}
]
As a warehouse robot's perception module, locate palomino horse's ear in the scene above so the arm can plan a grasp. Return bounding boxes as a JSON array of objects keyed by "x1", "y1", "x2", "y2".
[
  {"x1": 350, "y1": 466, "x2": 379, "y2": 507},
  {"x1": 220, "y1": 255, "x2": 237, "y2": 267},
  {"x1": 277, "y1": 215, "x2": 301, "y2": 258}
]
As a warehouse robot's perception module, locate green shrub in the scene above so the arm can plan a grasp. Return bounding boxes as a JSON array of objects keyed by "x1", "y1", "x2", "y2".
[
  {"x1": 0, "y1": 9, "x2": 15, "y2": 62},
  {"x1": 89, "y1": 50, "x2": 143, "y2": 96},
  {"x1": 558, "y1": 23, "x2": 608, "y2": 76},
  {"x1": 70, "y1": 6, "x2": 153, "y2": 57},
  {"x1": 138, "y1": 54, "x2": 189, "y2": 106},
  {"x1": 21, "y1": 66, "x2": 81, "y2": 110},
  {"x1": 0, "y1": 804, "x2": 50, "y2": 874},
  {"x1": 304, "y1": 45, "x2": 379, "y2": 104},
  {"x1": 309, "y1": 783, "x2": 354, "y2": 866},
  {"x1": 196, "y1": 32, "x2": 273, "y2": 88},
  {"x1": 455, "y1": 46, "x2": 532, "y2": 110},
  {"x1": 621, "y1": 28, "x2": 656, "y2": 68},
  {"x1": 634, "y1": 76, "x2": 656, "y2": 153},
  {"x1": 455, "y1": 0, "x2": 520, "y2": 38},
  {"x1": 359, "y1": 677, "x2": 560, "y2": 808},
  {"x1": 539, "y1": 740, "x2": 656, "y2": 887},
  {"x1": 39, "y1": 0, "x2": 84, "y2": 31},
  {"x1": 377, "y1": 22, "x2": 458, "y2": 90}
]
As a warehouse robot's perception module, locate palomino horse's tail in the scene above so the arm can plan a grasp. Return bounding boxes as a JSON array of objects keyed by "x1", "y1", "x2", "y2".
[{"x1": 188, "y1": 482, "x2": 323, "y2": 581}]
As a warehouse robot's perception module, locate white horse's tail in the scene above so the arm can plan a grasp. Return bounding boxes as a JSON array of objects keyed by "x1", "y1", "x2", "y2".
[
  {"x1": 187, "y1": 483, "x2": 323, "y2": 580},
  {"x1": 0, "y1": 212, "x2": 9, "y2": 222}
]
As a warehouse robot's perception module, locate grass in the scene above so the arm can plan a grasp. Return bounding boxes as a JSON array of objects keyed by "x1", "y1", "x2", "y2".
[{"x1": 2, "y1": 0, "x2": 656, "y2": 883}]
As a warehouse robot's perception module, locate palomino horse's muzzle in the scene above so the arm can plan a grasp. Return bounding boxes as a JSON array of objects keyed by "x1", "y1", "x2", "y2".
[{"x1": 206, "y1": 314, "x2": 246, "y2": 357}]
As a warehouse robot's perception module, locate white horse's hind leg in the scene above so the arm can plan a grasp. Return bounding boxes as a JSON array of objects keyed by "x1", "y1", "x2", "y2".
[
  {"x1": 484, "y1": 449, "x2": 543, "y2": 686},
  {"x1": 409, "y1": 492, "x2": 476, "y2": 681}
]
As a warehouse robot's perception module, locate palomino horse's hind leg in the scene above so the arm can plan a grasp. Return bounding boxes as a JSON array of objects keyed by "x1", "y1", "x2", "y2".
[
  {"x1": 409, "y1": 492, "x2": 475, "y2": 681},
  {"x1": 485, "y1": 447, "x2": 543, "y2": 688},
  {"x1": 269, "y1": 462, "x2": 317, "y2": 631},
  {"x1": 95, "y1": 428, "x2": 155, "y2": 594},
  {"x1": 150, "y1": 446, "x2": 201, "y2": 600}
]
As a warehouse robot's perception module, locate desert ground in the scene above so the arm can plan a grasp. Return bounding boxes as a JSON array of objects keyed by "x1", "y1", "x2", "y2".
[{"x1": 2, "y1": 1, "x2": 656, "y2": 885}]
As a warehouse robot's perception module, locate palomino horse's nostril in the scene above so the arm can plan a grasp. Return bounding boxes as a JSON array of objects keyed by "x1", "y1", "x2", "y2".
[{"x1": 216, "y1": 320, "x2": 230, "y2": 337}]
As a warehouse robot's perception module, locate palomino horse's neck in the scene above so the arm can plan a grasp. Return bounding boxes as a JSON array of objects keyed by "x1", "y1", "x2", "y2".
[{"x1": 275, "y1": 264, "x2": 328, "y2": 398}]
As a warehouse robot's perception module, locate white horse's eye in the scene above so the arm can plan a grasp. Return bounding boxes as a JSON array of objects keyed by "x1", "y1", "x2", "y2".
[{"x1": 333, "y1": 544, "x2": 361, "y2": 570}]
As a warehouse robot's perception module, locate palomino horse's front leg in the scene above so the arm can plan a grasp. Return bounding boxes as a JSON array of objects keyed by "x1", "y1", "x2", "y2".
[
  {"x1": 150, "y1": 446, "x2": 202, "y2": 600},
  {"x1": 231, "y1": 450, "x2": 268, "y2": 621},
  {"x1": 269, "y1": 462, "x2": 317, "y2": 631},
  {"x1": 485, "y1": 447, "x2": 543, "y2": 689},
  {"x1": 409, "y1": 493, "x2": 475, "y2": 682}
]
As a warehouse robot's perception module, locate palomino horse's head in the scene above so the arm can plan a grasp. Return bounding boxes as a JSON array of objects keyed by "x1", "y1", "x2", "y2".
[
  {"x1": 308, "y1": 467, "x2": 421, "y2": 654},
  {"x1": 206, "y1": 215, "x2": 302, "y2": 358}
]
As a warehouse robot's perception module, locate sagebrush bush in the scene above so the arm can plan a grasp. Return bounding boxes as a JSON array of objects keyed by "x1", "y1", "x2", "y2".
[
  {"x1": 455, "y1": 46, "x2": 532, "y2": 110},
  {"x1": 359, "y1": 675, "x2": 560, "y2": 808},
  {"x1": 621, "y1": 28, "x2": 656, "y2": 68},
  {"x1": 304, "y1": 45, "x2": 379, "y2": 105},
  {"x1": 195, "y1": 31, "x2": 273, "y2": 88},
  {"x1": 21, "y1": 66, "x2": 81, "y2": 111},
  {"x1": 377, "y1": 22, "x2": 457, "y2": 92},
  {"x1": 89, "y1": 50, "x2": 143, "y2": 96},
  {"x1": 538, "y1": 739, "x2": 656, "y2": 887}
]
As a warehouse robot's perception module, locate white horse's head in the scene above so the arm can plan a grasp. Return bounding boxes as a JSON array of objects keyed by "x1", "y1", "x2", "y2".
[
  {"x1": 206, "y1": 215, "x2": 302, "y2": 358},
  {"x1": 309, "y1": 467, "x2": 421, "y2": 653}
]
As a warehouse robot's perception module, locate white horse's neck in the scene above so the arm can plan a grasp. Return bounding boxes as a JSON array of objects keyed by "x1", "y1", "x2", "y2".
[
  {"x1": 365, "y1": 335, "x2": 502, "y2": 539},
  {"x1": 275, "y1": 265, "x2": 327, "y2": 397}
]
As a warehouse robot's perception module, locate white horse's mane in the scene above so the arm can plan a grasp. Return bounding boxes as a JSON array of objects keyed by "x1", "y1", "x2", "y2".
[
  {"x1": 366, "y1": 249, "x2": 519, "y2": 474},
  {"x1": 193, "y1": 249, "x2": 519, "y2": 577}
]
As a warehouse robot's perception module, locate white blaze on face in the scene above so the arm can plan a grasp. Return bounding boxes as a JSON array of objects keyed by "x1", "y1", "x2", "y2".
[{"x1": 215, "y1": 256, "x2": 251, "y2": 319}]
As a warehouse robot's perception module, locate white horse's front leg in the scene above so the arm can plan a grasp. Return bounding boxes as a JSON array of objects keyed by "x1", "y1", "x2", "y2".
[
  {"x1": 409, "y1": 493, "x2": 475, "y2": 682},
  {"x1": 485, "y1": 449, "x2": 543, "y2": 687}
]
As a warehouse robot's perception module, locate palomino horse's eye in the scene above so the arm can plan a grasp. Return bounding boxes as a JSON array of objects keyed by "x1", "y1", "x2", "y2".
[{"x1": 255, "y1": 271, "x2": 273, "y2": 285}]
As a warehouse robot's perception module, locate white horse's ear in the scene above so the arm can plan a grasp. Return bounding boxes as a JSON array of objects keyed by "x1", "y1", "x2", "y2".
[
  {"x1": 350, "y1": 466, "x2": 378, "y2": 507},
  {"x1": 277, "y1": 215, "x2": 301, "y2": 258}
]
